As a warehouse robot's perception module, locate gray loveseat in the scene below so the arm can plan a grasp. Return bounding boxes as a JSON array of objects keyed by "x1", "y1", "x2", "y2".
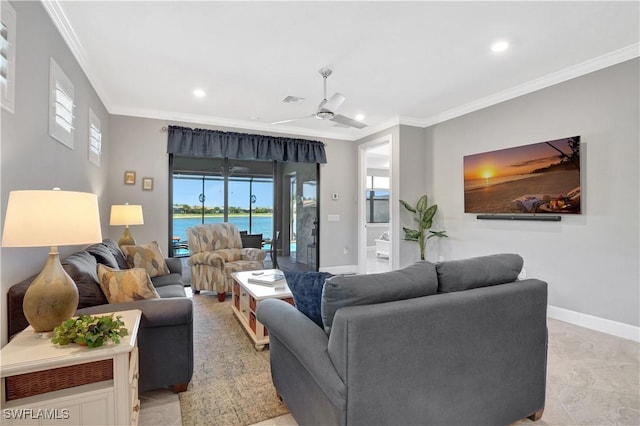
[
  {"x1": 7, "y1": 239, "x2": 193, "y2": 393},
  {"x1": 257, "y1": 254, "x2": 547, "y2": 425}
]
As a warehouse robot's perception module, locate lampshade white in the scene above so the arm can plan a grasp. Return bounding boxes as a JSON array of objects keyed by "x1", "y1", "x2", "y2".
[
  {"x1": 110, "y1": 204, "x2": 144, "y2": 246},
  {"x1": 109, "y1": 204, "x2": 144, "y2": 226},
  {"x1": 2, "y1": 190, "x2": 103, "y2": 247}
]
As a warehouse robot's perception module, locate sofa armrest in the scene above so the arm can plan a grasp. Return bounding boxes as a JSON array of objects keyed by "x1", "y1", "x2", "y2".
[
  {"x1": 188, "y1": 252, "x2": 224, "y2": 267},
  {"x1": 77, "y1": 298, "x2": 193, "y2": 328},
  {"x1": 165, "y1": 257, "x2": 182, "y2": 275},
  {"x1": 241, "y1": 248, "x2": 266, "y2": 262},
  {"x1": 256, "y1": 299, "x2": 346, "y2": 405}
]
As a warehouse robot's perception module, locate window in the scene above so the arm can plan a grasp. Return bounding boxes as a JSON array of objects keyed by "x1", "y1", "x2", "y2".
[
  {"x1": 49, "y1": 58, "x2": 75, "y2": 149},
  {"x1": 1, "y1": 1, "x2": 16, "y2": 113},
  {"x1": 88, "y1": 108, "x2": 102, "y2": 166},
  {"x1": 366, "y1": 175, "x2": 389, "y2": 223}
]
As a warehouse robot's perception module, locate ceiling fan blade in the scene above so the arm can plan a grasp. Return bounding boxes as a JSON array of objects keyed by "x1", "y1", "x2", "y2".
[
  {"x1": 272, "y1": 115, "x2": 315, "y2": 125},
  {"x1": 324, "y1": 93, "x2": 346, "y2": 112},
  {"x1": 330, "y1": 114, "x2": 368, "y2": 129}
]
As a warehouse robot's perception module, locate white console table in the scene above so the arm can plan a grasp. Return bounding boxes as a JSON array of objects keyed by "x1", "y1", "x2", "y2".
[{"x1": 1, "y1": 310, "x2": 142, "y2": 426}]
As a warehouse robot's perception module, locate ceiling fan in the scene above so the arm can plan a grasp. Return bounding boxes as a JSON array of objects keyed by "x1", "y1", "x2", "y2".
[{"x1": 272, "y1": 68, "x2": 367, "y2": 129}]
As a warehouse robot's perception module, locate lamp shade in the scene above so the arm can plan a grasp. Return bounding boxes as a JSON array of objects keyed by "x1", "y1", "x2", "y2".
[
  {"x1": 2, "y1": 190, "x2": 103, "y2": 247},
  {"x1": 110, "y1": 204, "x2": 144, "y2": 226}
]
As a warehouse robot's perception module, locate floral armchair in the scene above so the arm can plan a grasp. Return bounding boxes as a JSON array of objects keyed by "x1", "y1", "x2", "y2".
[{"x1": 187, "y1": 223, "x2": 266, "y2": 301}]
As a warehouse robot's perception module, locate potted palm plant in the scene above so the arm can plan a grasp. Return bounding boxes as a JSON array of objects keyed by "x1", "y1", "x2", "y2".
[{"x1": 400, "y1": 194, "x2": 447, "y2": 261}]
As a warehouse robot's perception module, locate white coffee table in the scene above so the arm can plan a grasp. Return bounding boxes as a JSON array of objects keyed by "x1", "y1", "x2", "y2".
[{"x1": 230, "y1": 269, "x2": 294, "y2": 350}]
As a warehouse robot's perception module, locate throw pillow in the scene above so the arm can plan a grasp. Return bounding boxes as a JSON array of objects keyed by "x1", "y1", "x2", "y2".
[
  {"x1": 97, "y1": 264, "x2": 160, "y2": 303},
  {"x1": 85, "y1": 242, "x2": 120, "y2": 269},
  {"x1": 102, "y1": 239, "x2": 129, "y2": 269},
  {"x1": 321, "y1": 261, "x2": 438, "y2": 335},
  {"x1": 284, "y1": 271, "x2": 333, "y2": 328},
  {"x1": 61, "y1": 252, "x2": 109, "y2": 308},
  {"x1": 120, "y1": 241, "x2": 170, "y2": 278},
  {"x1": 436, "y1": 253, "x2": 524, "y2": 293}
]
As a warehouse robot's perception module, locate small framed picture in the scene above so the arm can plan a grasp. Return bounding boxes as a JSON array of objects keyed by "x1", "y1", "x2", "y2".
[
  {"x1": 124, "y1": 171, "x2": 136, "y2": 185},
  {"x1": 142, "y1": 177, "x2": 153, "y2": 191}
]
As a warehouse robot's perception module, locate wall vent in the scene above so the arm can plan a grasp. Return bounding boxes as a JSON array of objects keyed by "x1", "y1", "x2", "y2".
[{"x1": 282, "y1": 96, "x2": 305, "y2": 104}]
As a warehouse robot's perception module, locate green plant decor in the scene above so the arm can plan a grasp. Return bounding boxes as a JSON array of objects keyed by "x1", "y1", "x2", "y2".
[
  {"x1": 400, "y1": 194, "x2": 448, "y2": 261},
  {"x1": 51, "y1": 314, "x2": 128, "y2": 348}
]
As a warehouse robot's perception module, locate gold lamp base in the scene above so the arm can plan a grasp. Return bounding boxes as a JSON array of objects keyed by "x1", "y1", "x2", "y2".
[
  {"x1": 23, "y1": 248, "x2": 79, "y2": 333},
  {"x1": 118, "y1": 227, "x2": 136, "y2": 246}
]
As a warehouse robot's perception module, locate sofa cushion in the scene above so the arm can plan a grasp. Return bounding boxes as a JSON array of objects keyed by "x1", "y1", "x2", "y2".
[
  {"x1": 321, "y1": 261, "x2": 438, "y2": 334},
  {"x1": 85, "y1": 242, "x2": 120, "y2": 269},
  {"x1": 61, "y1": 252, "x2": 108, "y2": 308},
  {"x1": 102, "y1": 239, "x2": 129, "y2": 270},
  {"x1": 436, "y1": 253, "x2": 523, "y2": 293},
  {"x1": 151, "y1": 272, "x2": 184, "y2": 289},
  {"x1": 121, "y1": 241, "x2": 170, "y2": 278},
  {"x1": 155, "y1": 284, "x2": 188, "y2": 298},
  {"x1": 284, "y1": 271, "x2": 334, "y2": 328},
  {"x1": 97, "y1": 264, "x2": 160, "y2": 303}
]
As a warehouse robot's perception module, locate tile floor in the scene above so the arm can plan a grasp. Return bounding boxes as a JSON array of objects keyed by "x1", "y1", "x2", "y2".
[{"x1": 139, "y1": 316, "x2": 639, "y2": 426}]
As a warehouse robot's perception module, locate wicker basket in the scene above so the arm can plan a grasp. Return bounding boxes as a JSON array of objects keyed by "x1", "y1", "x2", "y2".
[{"x1": 5, "y1": 359, "x2": 113, "y2": 401}]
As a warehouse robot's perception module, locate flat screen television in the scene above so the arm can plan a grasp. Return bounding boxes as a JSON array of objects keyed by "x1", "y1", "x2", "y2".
[{"x1": 464, "y1": 136, "x2": 581, "y2": 215}]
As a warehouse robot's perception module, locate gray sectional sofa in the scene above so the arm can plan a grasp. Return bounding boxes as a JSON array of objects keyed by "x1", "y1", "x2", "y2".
[
  {"x1": 257, "y1": 254, "x2": 548, "y2": 426},
  {"x1": 7, "y1": 239, "x2": 193, "y2": 393}
]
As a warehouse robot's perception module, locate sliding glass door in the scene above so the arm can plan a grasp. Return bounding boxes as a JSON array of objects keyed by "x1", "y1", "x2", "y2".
[
  {"x1": 273, "y1": 161, "x2": 319, "y2": 270},
  {"x1": 170, "y1": 157, "x2": 273, "y2": 256},
  {"x1": 169, "y1": 155, "x2": 319, "y2": 271}
]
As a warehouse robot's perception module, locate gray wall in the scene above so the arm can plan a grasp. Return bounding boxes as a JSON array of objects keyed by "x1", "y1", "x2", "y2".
[
  {"x1": 108, "y1": 115, "x2": 359, "y2": 269},
  {"x1": 356, "y1": 124, "x2": 428, "y2": 269},
  {"x1": 428, "y1": 58, "x2": 639, "y2": 327},
  {"x1": 0, "y1": 1, "x2": 111, "y2": 345}
]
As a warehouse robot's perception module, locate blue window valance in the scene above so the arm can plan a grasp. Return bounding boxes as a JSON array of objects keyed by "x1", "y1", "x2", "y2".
[{"x1": 167, "y1": 125, "x2": 327, "y2": 164}]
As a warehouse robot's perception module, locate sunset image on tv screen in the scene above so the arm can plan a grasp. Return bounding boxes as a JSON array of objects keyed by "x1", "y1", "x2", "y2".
[{"x1": 464, "y1": 136, "x2": 581, "y2": 214}]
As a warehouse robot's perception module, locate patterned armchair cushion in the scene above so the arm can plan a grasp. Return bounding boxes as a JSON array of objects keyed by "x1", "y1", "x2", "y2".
[
  {"x1": 215, "y1": 248, "x2": 243, "y2": 262},
  {"x1": 241, "y1": 248, "x2": 267, "y2": 262},
  {"x1": 223, "y1": 260, "x2": 265, "y2": 276},
  {"x1": 187, "y1": 223, "x2": 242, "y2": 254},
  {"x1": 187, "y1": 223, "x2": 265, "y2": 294},
  {"x1": 188, "y1": 251, "x2": 224, "y2": 268}
]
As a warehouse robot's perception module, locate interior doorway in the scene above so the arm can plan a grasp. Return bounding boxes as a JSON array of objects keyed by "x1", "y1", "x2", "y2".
[{"x1": 358, "y1": 136, "x2": 393, "y2": 274}]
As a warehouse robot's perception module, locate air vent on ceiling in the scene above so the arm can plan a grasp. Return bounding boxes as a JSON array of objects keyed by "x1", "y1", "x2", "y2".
[{"x1": 282, "y1": 96, "x2": 305, "y2": 104}]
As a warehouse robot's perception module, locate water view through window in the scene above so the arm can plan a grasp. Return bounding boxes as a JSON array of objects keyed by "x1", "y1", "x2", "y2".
[
  {"x1": 172, "y1": 174, "x2": 274, "y2": 255},
  {"x1": 170, "y1": 156, "x2": 319, "y2": 271}
]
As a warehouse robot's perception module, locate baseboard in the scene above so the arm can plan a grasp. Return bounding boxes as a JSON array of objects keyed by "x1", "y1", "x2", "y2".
[
  {"x1": 320, "y1": 264, "x2": 358, "y2": 275},
  {"x1": 548, "y1": 305, "x2": 639, "y2": 342}
]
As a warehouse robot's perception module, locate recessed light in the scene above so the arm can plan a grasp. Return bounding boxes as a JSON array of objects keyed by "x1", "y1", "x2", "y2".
[
  {"x1": 491, "y1": 40, "x2": 509, "y2": 53},
  {"x1": 355, "y1": 113, "x2": 365, "y2": 121},
  {"x1": 193, "y1": 89, "x2": 206, "y2": 98}
]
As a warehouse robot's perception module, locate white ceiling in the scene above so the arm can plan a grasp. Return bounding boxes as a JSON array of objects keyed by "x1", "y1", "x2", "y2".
[{"x1": 44, "y1": 1, "x2": 639, "y2": 141}]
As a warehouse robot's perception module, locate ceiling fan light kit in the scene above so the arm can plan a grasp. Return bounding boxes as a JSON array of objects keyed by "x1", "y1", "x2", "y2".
[{"x1": 272, "y1": 68, "x2": 367, "y2": 129}]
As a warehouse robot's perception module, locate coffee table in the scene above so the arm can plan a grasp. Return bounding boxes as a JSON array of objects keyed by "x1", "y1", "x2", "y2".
[{"x1": 230, "y1": 269, "x2": 294, "y2": 350}]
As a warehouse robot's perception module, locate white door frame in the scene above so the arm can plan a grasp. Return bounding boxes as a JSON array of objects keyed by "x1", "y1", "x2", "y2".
[{"x1": 357, "y1": 134, "x2": 393, "y2": 274}]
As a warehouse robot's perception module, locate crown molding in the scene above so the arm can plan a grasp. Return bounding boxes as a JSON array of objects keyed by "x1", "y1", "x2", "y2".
[
  {"x1": 42, "y1": 0, "x2": 113, "y2": 110},
  {"x1": 419, "y1": 43, "x2": 640, "y2": 128}
]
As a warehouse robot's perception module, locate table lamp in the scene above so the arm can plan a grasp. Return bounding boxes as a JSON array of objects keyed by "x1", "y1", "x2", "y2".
[
  {"x1": 1, "y1": 189, "x2": 102, "y2": 333},
  {"x1": 109, "y1": 204, "x2": 144, "y2": 246}
]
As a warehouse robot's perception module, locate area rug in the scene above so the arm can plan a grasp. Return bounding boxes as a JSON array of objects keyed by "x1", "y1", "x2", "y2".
[{"x1": 179, "y1": 293, "x2": 289, "y2": 425}]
